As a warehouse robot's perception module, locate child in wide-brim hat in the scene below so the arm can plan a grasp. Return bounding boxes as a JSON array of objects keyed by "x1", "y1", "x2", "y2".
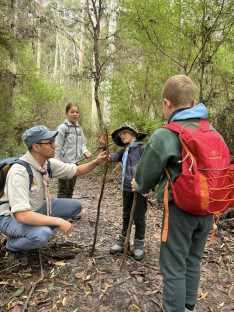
[
  {"x1": 111, "y1": 122, "x2": 147, "y2": 146},
  {"x1": 99, "y1": 122, "x2": 147, "y2": 261}
]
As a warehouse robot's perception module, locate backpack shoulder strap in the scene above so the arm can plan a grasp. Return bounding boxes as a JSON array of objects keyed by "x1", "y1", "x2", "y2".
[
  {"x1": 0, "y1": 158, "x2": 34, "y2": 205},
  {"x1": 138, "y1": 144, "x2": 145, "y2": 157},
  {"x1": 198, "y1": 119, "x2": 210, "y2": 129},
  {"x1": 15, "y1": 159, "x2": 34, "y2": 190},
  {"x1": 162, "y1": 122, "x2": 182, "y2": 133},
  {"x1": 63, "y1": 122, "x2": 70, "y2": 139},
  {"x1": 47, "y1": 160, "x2": 52, "y2": 178},
  {"x1": 162, "y1": 168, "x2": 171, "y2": 242},
  {"x1": 162, "y1": 119, "x2": 210, "y2": 133}
]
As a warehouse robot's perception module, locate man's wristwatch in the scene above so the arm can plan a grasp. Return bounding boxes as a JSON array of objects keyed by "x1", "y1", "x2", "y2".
[{"x1": 92, "y1": 160, "x2": 99, "y2": 167}]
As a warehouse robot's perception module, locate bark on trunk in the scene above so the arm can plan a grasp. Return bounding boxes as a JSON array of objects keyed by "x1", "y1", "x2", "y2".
[{"x1": 37, "y1": 0, "x2": 43, "y2": 72}]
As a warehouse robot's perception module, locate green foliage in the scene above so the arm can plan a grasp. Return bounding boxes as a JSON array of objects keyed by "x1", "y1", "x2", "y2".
[
  {"x1": 0, "y1": 40, "x2": 65, "y2": 157},
  {"x1": 0, "y1": 0, "x2": 233, "y2": 157},
  {"x1": 113, "y1": 0, "x2": 234, "y2": 153}
]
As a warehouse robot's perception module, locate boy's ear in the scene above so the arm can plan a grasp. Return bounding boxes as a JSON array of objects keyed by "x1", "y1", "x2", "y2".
[
  {"x1": 163, "y1": 98, "x2": 172, "y2": 108},
  {"x1": 192, "y1": 100, "x2": 196, "y2": 107}
]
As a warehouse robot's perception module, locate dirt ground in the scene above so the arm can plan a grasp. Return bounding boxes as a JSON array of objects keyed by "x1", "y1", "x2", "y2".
[{"x1": 0, "y1": 166, "x2": 233, "y2": 312}]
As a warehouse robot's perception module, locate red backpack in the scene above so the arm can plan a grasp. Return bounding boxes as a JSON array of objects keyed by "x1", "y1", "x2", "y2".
[{"x1": 161, "y1": 120, "x2": 234, "y2": 243}]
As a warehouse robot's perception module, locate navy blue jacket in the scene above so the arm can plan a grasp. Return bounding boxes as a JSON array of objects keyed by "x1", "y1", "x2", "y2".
[{"x1": 109, "y1": 140, "x2": 145, "y2": 192}]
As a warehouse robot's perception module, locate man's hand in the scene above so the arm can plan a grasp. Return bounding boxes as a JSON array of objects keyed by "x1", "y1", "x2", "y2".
[
  {"x1": 15, "y1": 211, "x2": 74, "y2": 235},
  {"x1": 76, "y1": 151, "x2": 109, "y2": 176},
  {"x1": 95, "y1": 151, "x2": 110, "y2": 165},
  {"x1": 58, "y1": 219, "x2": 73, "y2": 235}
]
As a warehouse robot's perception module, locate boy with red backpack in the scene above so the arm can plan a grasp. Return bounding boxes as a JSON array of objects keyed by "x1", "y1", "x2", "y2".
[{"x1": 132, "y1": 75, "x2": 233, "y2": 312}]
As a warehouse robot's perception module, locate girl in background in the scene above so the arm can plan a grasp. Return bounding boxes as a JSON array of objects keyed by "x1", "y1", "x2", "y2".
[{"x1": 55, "y1": 103, "x2": 92, "y2": 198}]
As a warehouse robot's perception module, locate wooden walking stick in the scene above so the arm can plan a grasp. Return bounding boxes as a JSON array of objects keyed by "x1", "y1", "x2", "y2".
[
  {"x1": 76, "y1": 142, "x2": 114, "y2": 164},
  {"x1": 90, "y1": 128, "x2": 109, "y2": 257},
  {"x1": 120, "y1": 192, "x2": 138, "y2": 271}
]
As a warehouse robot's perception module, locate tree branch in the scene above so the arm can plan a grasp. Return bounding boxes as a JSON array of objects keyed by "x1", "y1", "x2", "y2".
[
  {"x1": 187, "y1": 0, "x2": 225, "y2": 75},
  {"x1": 90, "y1": 128, "x2": 109, "y2": 257}
]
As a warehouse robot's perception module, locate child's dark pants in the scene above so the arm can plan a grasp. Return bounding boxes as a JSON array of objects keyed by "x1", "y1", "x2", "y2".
[
  {"x1": 159, "y1": 202, "x2": 213, "y2": 312},
  {"x1": 121, "y1": 191, "x2": 147, "y2": 240},
  {"x1": 57, "y1": 176, "x2": 77, "y2": 198}
]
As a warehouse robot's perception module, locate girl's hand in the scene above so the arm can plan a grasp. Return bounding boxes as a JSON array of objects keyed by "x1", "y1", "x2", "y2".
[
  {"x1": 84, "y1": 152, "x2": 92, "y2": 158},
  {"x1": 98, "y1": 133, "x2": 111, "y2": 146}
]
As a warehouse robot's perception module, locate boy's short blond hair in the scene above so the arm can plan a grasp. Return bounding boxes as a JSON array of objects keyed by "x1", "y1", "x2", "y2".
[{"x1": 162, "y1": 75, "x2": 196, "y2": 108}]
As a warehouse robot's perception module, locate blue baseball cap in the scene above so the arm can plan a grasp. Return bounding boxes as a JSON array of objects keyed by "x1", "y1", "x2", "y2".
[{"x1": 22, "y1": 125, "x2": 58, "y2": 148}]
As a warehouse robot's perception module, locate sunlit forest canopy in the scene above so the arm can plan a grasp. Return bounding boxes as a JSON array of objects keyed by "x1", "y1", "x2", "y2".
[{"x1": 0, "y1": 0, "x2": 233, "y2": 157}]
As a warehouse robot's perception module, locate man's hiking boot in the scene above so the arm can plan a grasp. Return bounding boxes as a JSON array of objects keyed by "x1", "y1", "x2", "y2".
[
  {"x1": 72, "y1": 213, "x2": 82, "y2": 221},
  {"x1": 7, "y1": 250, "x2": 29, "y2": 265},
  {"x1": 134, "y1": 239, "x2": 144, "y2": 261},
  {"x1": 69, "y1": 212, "x2": 82, "y2": 222},
  {"x1": 110, "y1": 235, "x2": 129, "y2": 255},
  {"x1": 41, "y1": 242, "x2": 57, "y2": 249}
]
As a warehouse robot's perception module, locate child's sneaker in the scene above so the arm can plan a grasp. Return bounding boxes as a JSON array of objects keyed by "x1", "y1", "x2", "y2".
[
  {"x1": 185, "y1": 308, "x2": 196, "y2": 312},
  {"x1": 110, "y1": 235, "x2": 129, "y2": 254},
  {"x1": 134, "y1": 239, "x2": 144, "y2": 261}
]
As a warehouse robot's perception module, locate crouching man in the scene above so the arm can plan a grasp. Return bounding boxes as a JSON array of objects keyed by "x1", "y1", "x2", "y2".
[{"x1": 0, "y1": 125, "x2": 107, "y2": 264}]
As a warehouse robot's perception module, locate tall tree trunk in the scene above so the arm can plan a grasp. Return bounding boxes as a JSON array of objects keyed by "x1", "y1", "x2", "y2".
[
  {"x1": 79, "y1": 0, "x2": 88, "y2": 76},
  {"x1": 13, "y1": 0, "x2": 19, "y2": 37},
  {"x1": 103, "y1": 0, "x2": 118, "y2": 125},
  {"x1": 53, "y1": 1, "x2": 61, "y2": 77},
  {"x1": 0, "y1": 70, "x2": 16, "y2": 154},
  {"x1": 78, "y1": 0, "x2": 88, "y2": 102},
  {"x1": 37, "y1": 0, "x2": 43, "y2": 72},
  {"x1": 92, "y1": 54, "x2": 98, "y2": 121},
  {"x1": 73, "y1": 43, "x2": 78, "y2": 71},
  {"x1": 59, "y1": 37, "x2": 63, "y2": 71},
  {"x1": 89, "y1": 0, "x2": 104, "y2": 131},
  {"x1": 93, "y1": 29, "x2": 103, "y2": 130},
  {"x1": 62, "y1": 38, "x2": 68, "y2": 72},
  {"x1": 54, "y1": 30, "x2": 59, "y2": 77}
]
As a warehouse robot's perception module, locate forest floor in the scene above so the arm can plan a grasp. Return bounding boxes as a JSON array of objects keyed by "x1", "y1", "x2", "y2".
[{"x1": 0, "y1": 165, "x2": 233, "y2": 312}]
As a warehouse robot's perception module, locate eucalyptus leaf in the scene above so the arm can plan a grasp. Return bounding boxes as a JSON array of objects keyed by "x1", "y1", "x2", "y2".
[{"x1": 9, "y1": 286, "x2": 25, "y2": 299}]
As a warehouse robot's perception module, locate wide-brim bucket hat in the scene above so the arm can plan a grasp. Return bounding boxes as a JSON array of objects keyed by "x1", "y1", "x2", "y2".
[{"x1": 111, "y1": 122, "x2": 147, "y2": 146}]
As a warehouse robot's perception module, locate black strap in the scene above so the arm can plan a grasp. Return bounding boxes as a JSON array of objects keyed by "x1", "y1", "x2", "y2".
[
  {"x1": 0, "y1": 158, "x2": 33, "y2": 206},
  {"x1": 15, "y1": 159, "x2": 34, "y2": 190},
  {"x1": 139, "y1": 144, "x2": 145, "y2": 157},
  {"x1": 64, "y1": 122, "x2": 70, "y2": 139},
  {"x1": 47, "y1": 160, "x2": 52, "y2": 178}
]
